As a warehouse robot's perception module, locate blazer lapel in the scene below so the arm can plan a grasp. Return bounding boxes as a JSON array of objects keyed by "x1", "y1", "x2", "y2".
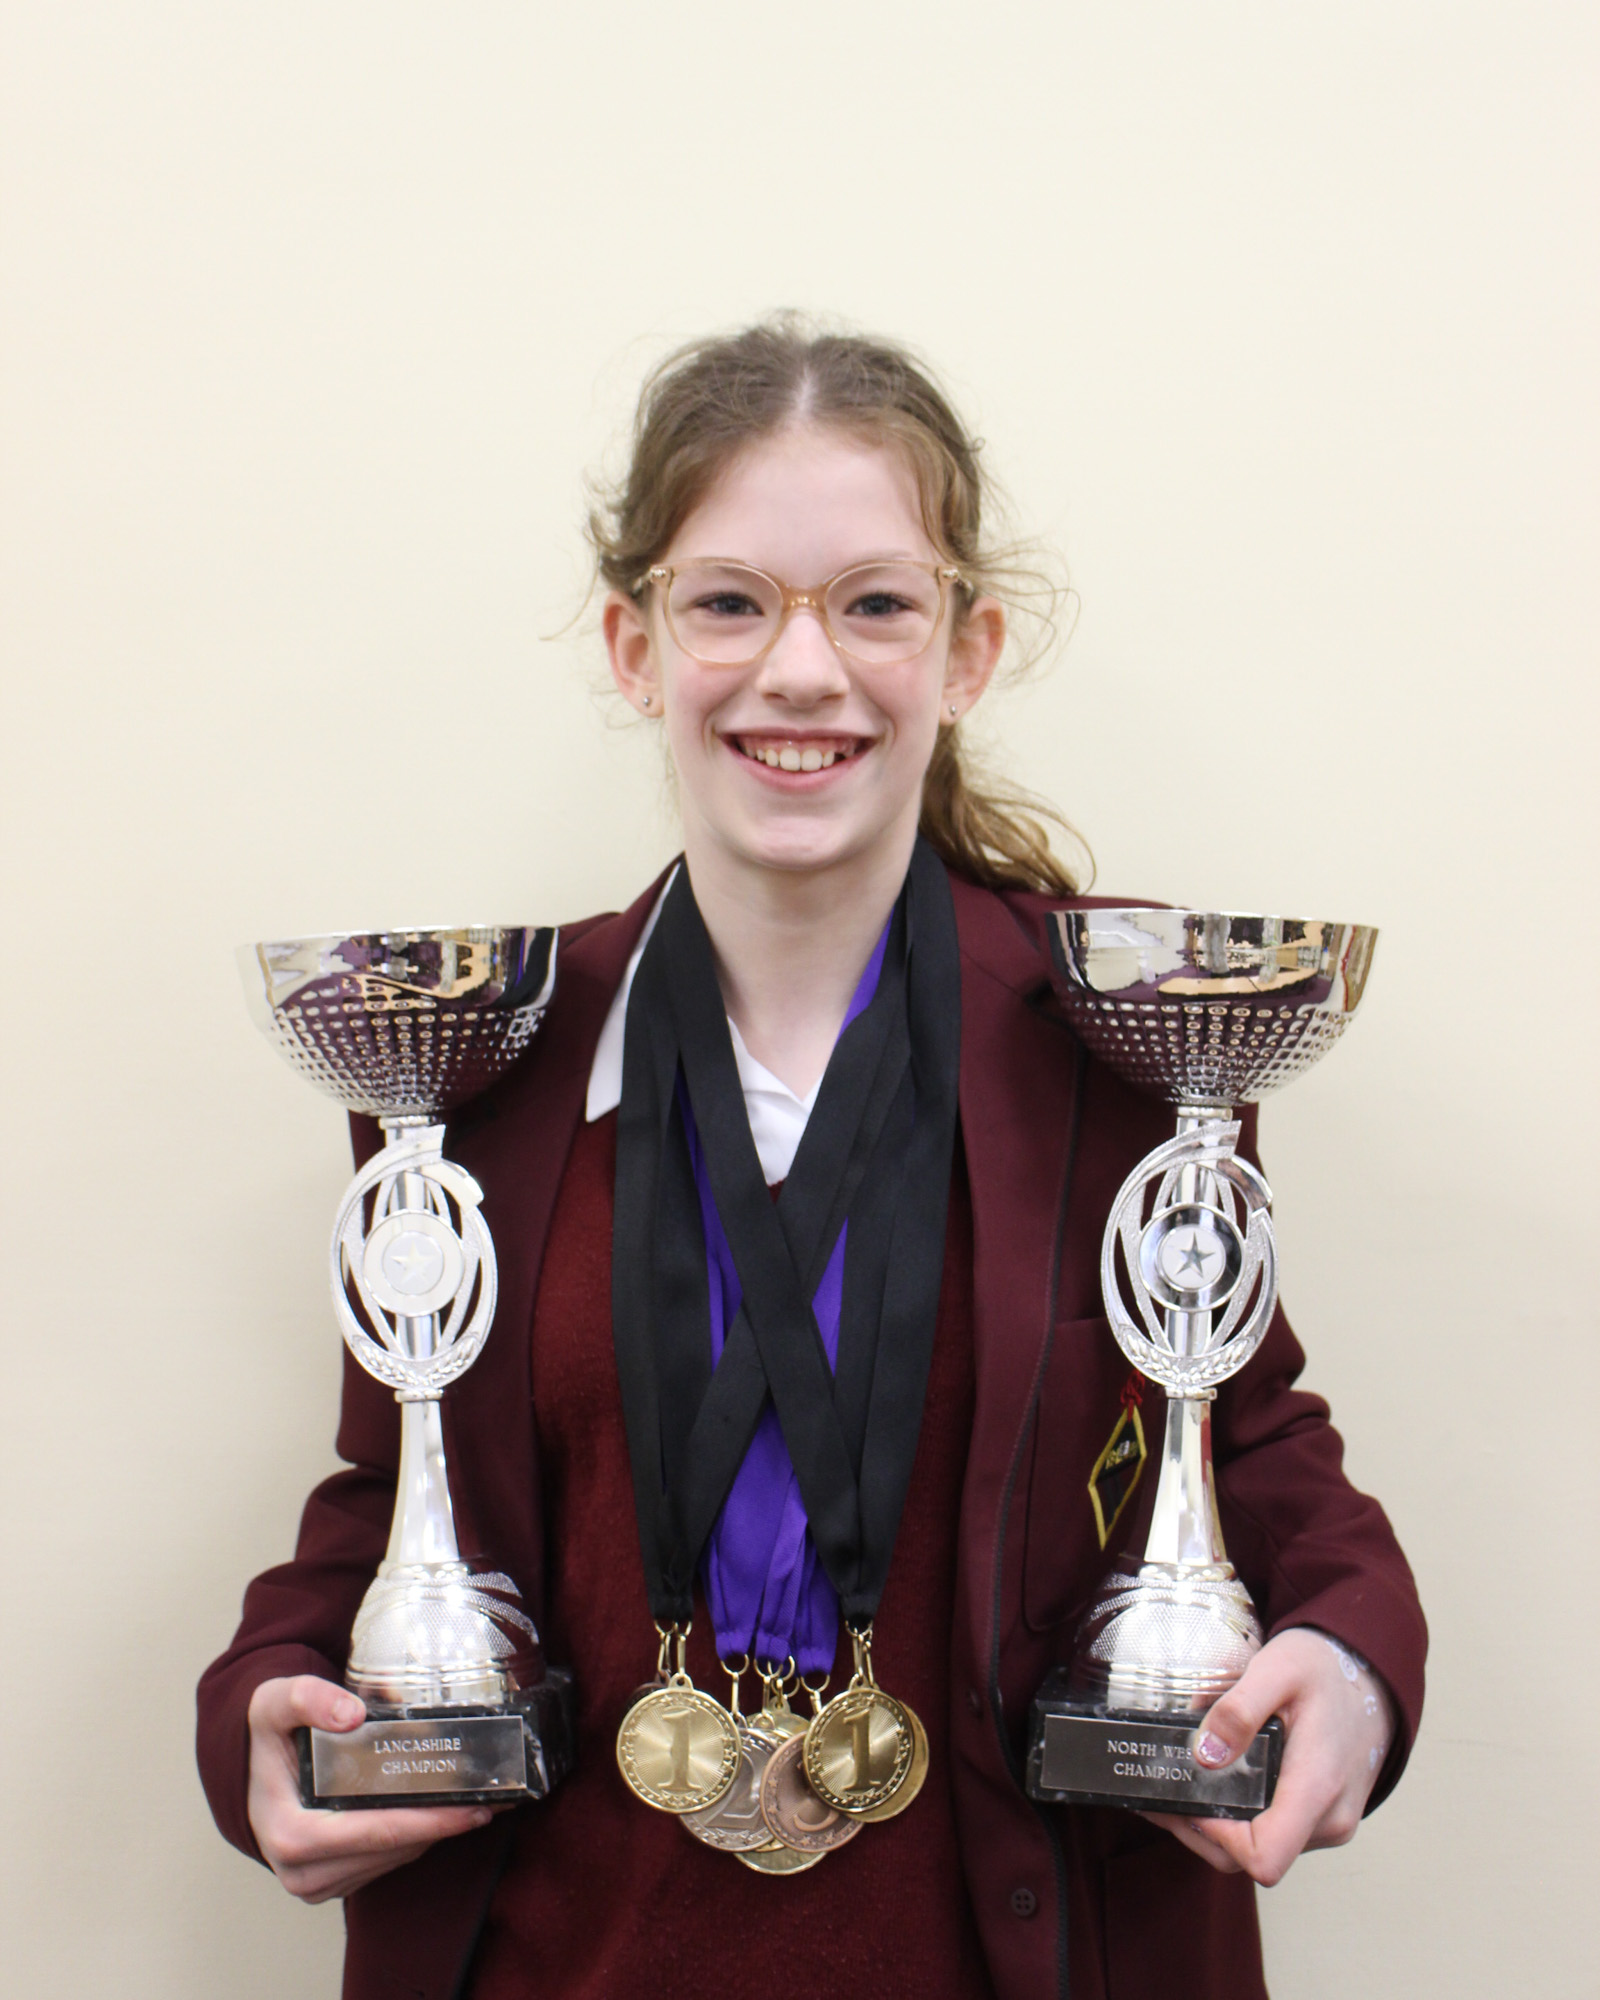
[
  {"x1": 439, "y1": 872, "x2": 671, "y2": 1619},
  {"x1": 949, "y1": 877, "x2": 1085, "y2": 1715}
]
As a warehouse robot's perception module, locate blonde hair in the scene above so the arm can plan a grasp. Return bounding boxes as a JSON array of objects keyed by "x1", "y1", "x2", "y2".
[{"x1": 588, "y1": 315, "x2": 1086, "y2": 896}]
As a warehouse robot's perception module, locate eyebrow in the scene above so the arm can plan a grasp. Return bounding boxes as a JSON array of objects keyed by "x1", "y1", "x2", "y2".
[{"x1": 671, "y1": 552, "x2": 928, "y2": 570}]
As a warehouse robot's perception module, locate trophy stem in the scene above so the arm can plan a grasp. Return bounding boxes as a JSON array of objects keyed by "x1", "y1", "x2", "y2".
[
  {"x1": 1141, "y1": 1393, "x2": 1228, "y2": 1570},
  {"x1": 1134, "y1": 1105, "x2": 1234, "y2": 1572},
  {"x1": 375, "y1": 1127, "x2": 467, "y2": 1570},
  {"x1": 386, "y1": 1395, "x2": 462, "y2": 1568}
]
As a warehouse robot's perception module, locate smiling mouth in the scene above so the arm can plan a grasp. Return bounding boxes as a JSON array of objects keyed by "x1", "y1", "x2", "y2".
[{"x1": 731, "y1": 735, "x2": 866, "y2": 773}]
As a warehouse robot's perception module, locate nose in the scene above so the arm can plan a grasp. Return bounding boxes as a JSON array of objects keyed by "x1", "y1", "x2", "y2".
[{"x1": 754, "y1": 601, "x2": 848, "y2": 708}]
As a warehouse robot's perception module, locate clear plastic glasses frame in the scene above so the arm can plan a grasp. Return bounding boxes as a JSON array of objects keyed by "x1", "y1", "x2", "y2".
[{"x1": 637, "y1": 558, "x2": 969, "y2": 668}]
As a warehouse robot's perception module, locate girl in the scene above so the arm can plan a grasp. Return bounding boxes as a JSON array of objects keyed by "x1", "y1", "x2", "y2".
[{"x1": 199, "y1": 320, "x2": 1424, "y2": 2000}]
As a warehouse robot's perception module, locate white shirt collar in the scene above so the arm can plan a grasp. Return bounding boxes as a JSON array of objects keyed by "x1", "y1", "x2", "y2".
[{"x1": 585, "y1": 871, "x2": 819, "y2": 1185}]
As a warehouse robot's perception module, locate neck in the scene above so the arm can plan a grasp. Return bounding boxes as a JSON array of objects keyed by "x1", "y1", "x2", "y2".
[{"x1": 682, "y1": 825, "x2": 919, "y2": 1099}]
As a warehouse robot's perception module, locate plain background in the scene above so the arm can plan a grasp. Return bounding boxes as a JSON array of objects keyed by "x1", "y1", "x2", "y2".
[{"x1": 3, "y1": 4, "x2": 1595, "y2": 1994}]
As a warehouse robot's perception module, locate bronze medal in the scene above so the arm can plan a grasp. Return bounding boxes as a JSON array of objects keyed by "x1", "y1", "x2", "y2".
[
  {"x1": 759, "y1": 1731, "x2": 862, "y2": 1853},
  {"x1": 616, "y1": 1681, "x2": 741, "y2": 1814},
  {"x1": 680, "y1": 1723, "x2": 785, "y2": 1852}
]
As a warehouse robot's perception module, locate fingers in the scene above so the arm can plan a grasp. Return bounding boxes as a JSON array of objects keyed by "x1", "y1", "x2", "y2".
[
  {"x1": 1183, "y1": 1633, "x2": 1363, "y2": 1885},
  {"x1": 1146, "y1": 1778, "x2": 1326, "y2": 1888},
  {"x1": 1138, "y1": 1811, "x2": 1243, "y2": 1874},
  {"x1": 266, "y1": 1803, "x2": 494, "y2": 1903},
  {"x1": 1190, "y1": 1646, "x2": 1299, "y2": 1772},
  {"x1": 1143, "y1": 1643, "x2": 1304, "y2": 1885},
  {"x1": 1146, "y1": 1788, "x2": 1321, "y2": 1889},
  {"x1": 1144, "y1": 1631, "x2": 1397, "y2": 1887},
  {"x1": 249, "y1": 1674, "x2": 366, "y2": 1737},
  {"x1": 245, "y1": 1674, "x2": 493, "y2": 1903}
]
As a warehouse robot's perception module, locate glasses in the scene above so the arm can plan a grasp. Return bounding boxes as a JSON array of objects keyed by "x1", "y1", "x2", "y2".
[{"x1": 638, "y1": 558, "x2": 968, "y2": 668}]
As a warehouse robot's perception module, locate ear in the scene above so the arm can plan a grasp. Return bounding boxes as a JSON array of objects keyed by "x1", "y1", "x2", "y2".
[
  {"x1": 604, "y1": 590, "x2": 661, "y2": 714},
  {"x1": 941, "y1": 595, "x2": 1006, "y2": 723}
]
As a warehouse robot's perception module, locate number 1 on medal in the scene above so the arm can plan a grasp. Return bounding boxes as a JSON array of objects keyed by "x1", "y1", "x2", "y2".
[
  {"x1": 848, "y1": 1711, "x2": 878, "y2": 1792},
  {"x1": 669, "y1": 1709, "x2": 692, "y2": 1793}
]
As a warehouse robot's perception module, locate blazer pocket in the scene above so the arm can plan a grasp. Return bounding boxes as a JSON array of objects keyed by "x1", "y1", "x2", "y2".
[{"x1": 1021, "y1": 1313, "x2": 1148, "y2": 1637}]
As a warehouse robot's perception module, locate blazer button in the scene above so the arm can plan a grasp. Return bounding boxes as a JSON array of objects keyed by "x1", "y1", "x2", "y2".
[
  {"x1": 967, "y1": 1687, "x2": 984, "y2": 1716},
  {"x1": 1009, "y1": 1887, "x2": 1038, "y2": 1919}
]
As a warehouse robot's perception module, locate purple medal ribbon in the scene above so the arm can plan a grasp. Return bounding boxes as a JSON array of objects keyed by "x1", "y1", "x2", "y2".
[{"x1": 677, "y1": 922, "x2": 890, "y2": 1673}]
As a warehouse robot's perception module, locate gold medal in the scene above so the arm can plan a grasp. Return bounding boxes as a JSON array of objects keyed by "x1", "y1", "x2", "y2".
[
  {"x1": 616, "y1": 1626, "x2": 741, "y2": 1815},
  {"x1": 738, "y1": 1840, "x2": 826, "y2": 1875},
  {"x1": 802, "y1": 1627, "x2": 922, "y2": 1819},
  {"x1": 759, "y1": 1731, "x2": 862, "y2": 1853},
  {"x1": 804, "y1": 1683, "x2": 916, "y2": 1815},
  {"x1": 752, "y1": 1660, "x2": 807, "y2": 1742},
  {"x1": 850, "y1": 1700, "x2": 928, "y2": 1822}
]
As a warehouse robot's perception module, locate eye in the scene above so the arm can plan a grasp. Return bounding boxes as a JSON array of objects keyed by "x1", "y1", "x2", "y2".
[
  {"x1": 691, "y1": 591, "x2": 765, "y2": 619},
  {"x1": 843, "y1": 590, "x2": 917, "y2": 620}
]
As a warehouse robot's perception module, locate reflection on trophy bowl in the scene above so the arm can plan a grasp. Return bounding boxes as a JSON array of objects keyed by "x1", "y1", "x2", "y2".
[
  {"x1": 238, "y1": 926, "x2": 558, "y2": 1117},
  {"x1": 1049, "y1": 910, "x2": 1378, "y2": 1106},
  {"x1": 1067, "y1": 1558, "x2": 1263, "y2": 1717},
  {"x1": 347, "y1": 1559, "x2": 544, "y2": 1711}
]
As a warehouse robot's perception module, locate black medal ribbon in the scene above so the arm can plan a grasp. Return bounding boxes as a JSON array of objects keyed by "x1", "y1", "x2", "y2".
[{"x1": 610, "y1": 838, "x2": 962, "y2": 1636}]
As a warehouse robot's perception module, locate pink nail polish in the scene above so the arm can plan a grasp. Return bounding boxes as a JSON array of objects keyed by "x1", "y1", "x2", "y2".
[{"x1": 1195, "y1": 1732, "x2": 1233, "y2": 1767}]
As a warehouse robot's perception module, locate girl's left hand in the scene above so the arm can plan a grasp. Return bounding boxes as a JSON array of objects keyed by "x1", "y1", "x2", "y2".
[{"x1": 1142, "y1": 1625, "x2": 1395, "y2": 1887}]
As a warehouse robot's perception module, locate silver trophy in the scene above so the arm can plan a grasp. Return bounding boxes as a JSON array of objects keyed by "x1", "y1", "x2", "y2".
[
  {"x1": 239, "y1": 925, "x2": 575, "y2": 1809},
  {"x1": 1025, "y1": 909, "x2": 1377, "y2": 1817}
]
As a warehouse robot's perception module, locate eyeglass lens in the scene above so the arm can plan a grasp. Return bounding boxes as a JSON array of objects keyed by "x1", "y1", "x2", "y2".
[{"x1": 664, "y1": 562, "x2": 945, "y2": 665}]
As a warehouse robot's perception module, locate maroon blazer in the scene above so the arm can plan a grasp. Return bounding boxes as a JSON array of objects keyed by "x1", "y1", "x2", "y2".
[{"x1": 198, "y1": 870, "x2": 1426, "y2": 2000}]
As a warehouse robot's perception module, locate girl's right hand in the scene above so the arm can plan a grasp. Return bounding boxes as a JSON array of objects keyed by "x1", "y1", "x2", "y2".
[{"x1": 246, "y1": 1675, "x2": 494, "y2": 1903}]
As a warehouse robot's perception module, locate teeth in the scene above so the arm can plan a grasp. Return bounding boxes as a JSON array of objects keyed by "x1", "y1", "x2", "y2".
[{"x1": 740, "y1": 740, "x2": 850, "y2": 769}]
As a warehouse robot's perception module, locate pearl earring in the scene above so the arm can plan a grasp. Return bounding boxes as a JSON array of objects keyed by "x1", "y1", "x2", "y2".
[
  {"x1": 947, "y1": 703, "x2": 958, "y2": 717},
  {"x1": 641, "y1": 695, "x2": 652, "y2": 708}
]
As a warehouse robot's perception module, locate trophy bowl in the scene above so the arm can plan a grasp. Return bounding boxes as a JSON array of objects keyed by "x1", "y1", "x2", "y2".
[
  {"x1": 1048, "y1": 909, "x2": 1378, "y2": 1108},
  {"x1": 238, "y1": 923, "x2": 574, "y2": 1808},
  {"x1": 239, "y1": 925, "x2": 557, "y2": 1118}
]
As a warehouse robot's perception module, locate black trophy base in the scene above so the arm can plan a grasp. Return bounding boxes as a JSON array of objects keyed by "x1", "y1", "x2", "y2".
[
  {"x1": 1025, "y1": 1670, "x2": 1281, "y2": 1820},
  {"x1": 297, "y1": 1668, "x2": 577, "y2": 1810}
]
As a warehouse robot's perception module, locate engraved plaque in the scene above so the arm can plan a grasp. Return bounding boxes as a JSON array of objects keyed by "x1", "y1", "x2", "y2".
[
  {"x1": 1026, "y1": 1694, "x2": 1282, "y2": 1820},
  {"x1": 302, "y1": 1715, "x2": 528, "y2": 1805}
]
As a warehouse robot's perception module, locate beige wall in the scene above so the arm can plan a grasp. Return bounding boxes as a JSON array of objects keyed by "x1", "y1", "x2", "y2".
[{"x1": 3, "y1": 4, "x2": 1594, "y2": 1993}]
